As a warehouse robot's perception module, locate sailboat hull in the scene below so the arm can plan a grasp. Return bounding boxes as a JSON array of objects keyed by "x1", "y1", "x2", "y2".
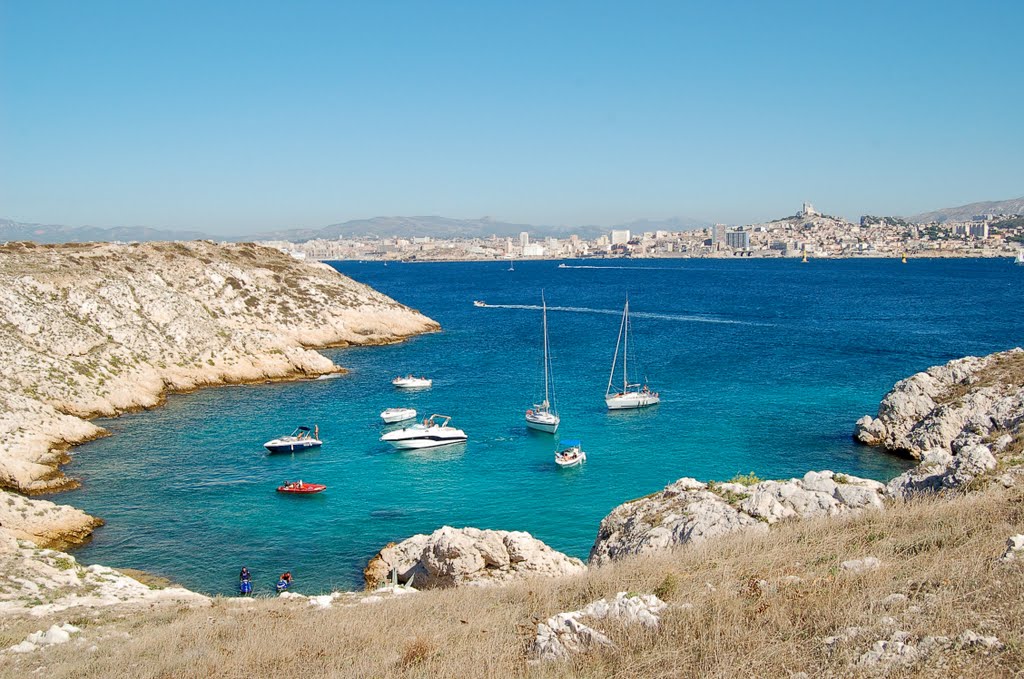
[
  {"x1": 525, "y1": 412, "x2": 560, "y2": 433},
  {"x1": 605, "y1": 392, "x2": 661, "y2": 410}
]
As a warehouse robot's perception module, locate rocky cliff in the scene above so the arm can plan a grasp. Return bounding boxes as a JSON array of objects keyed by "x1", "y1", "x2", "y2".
[
  {"x1": 0, "y1": 240, "x2": 439, "y2": 544},
  {"x1": 854, "y1": 348, "x2": 1024, "y2": 459}
]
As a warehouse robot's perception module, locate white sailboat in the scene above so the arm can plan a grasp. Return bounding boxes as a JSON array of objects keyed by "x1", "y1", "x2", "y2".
[
  {"x1": 525, "y1": 294, "x2": 560, "y2": 433},
  {"x1": 605, "y1": 296, "x2": 660, "y2": 410},
  {"x1": 508, "y1": 259, "x2": 515, "y2": 271},
  {"x1": 1016, "y1": 249, "x2": 1024, "y2": 266}
]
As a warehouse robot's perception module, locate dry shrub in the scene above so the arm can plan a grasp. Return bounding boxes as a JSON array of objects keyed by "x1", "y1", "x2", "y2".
[{"x1": 399, "y1": 636, "x2": 435, "y2": 668}]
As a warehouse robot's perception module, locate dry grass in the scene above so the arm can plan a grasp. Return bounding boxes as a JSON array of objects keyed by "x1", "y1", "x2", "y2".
[
  {"x1": 937, "y1": 351, "x2": 1024, "y2": 404},
  {"x1": 3, "y1": 488, "x2": 1024, "y2": 678}
]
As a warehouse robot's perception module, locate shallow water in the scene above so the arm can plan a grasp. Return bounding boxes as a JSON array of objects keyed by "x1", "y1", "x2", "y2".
[{"x1": 59, "y1": 258, "x2": 1024, "y2": 594}]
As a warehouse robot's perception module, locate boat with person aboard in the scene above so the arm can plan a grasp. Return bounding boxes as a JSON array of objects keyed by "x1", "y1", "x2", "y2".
[
  {"x1": 276, "y1": 481, "x2": 326, "y2": 494},
  {"x1": 380, "y1": 414, "x2": 467, "y2": 449},
  {"x1": 380, "y1": 407, "x2": 417, "y2": 424},
  {"x1": 264, "y1": 426, "x2": 321, "y2": 453},
  {"x1": 473, "y1": 300, "x2": 486, "y2": 307},
  {"x1": 605, "y1": 296, "x2": 660, "y2": 410},
  {"x1": 392, "y1": 375, "x2": 432, "y2": 389},
  {"x1": 554, "y1": 440, "x2": 586, "y2": 468}
]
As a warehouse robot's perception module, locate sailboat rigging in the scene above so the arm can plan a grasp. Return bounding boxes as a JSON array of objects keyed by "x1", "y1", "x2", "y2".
[
  {"x1": 525, "y1": 294, "x2": 560, "y2": 433},
  {"x1": 605, "y1": 296, "x2": 660, "y2": 410}
]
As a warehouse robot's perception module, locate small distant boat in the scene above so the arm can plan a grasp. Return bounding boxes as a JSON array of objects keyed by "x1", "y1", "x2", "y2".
[
  {"x1": 1016, "y1": 250, "x2": 1024, "y2": 265},
  {"x1": 381, "y1": 407, "x2": 417, "y2": 424},
  {"x1": 558, "y1": 263, "x2": 568, "y2": 268},
  {"x1": 473, "y1": 300, "x2": 487, "y2": 307},
  {"x1": 264, "y1": 426, "x2": 321, "y2": 453},
  {"x1": 901, "y1": 252, "x2": 908, "y2": 264},
  {"x1": 380, "y1": 414, "x2": 467, "y2": 449},
  {"x1": 508, "y1": 259, "x2": 515, "y2": 271},
  {"x1": 605, "y1": 296, "x2": 660, "y2": 410},
  {"x1": 525, "y1": 293, "x2": 559, "y2": 434},
  {"x1": 276, "y1": 481, "x2": 326, "y2": 494},
  {"x1": 555, "y1": 440, "x2": 586, "y2": 468},
  {"x1": 392, "y1": 375, "x2": 432, "y2": 389},
  {"x1": 801, "y1": 251, "x2": 809, "y2": 263}
]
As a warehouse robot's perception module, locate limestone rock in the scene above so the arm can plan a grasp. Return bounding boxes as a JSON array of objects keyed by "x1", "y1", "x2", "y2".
[
  {"x1": 887, "y1": 444, "x2": 998, "y2": 499},
  {"x1": 364, "y1": 526, "x2": 586, "y2": 589},
  {"x1": 530, "y1": 592, "x2": 667, "y2": 662},
  {"x1": 591, "y1": 470, "x2": 887, "y2": 564},
  {"x1": 854, "y1": 348, "x2": 1024, "y2": 458},
  {"x1": 998, "y1": 534, "x2": 1024, "y2": 563},
  {"x1": 841, "y1": 556, "x2": 881, "y2": 574}
]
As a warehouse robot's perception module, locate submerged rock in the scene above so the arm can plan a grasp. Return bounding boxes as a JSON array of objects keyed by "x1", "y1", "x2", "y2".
[{"x1": 364, "y1": 526, "x2": 586, "y2": 589}]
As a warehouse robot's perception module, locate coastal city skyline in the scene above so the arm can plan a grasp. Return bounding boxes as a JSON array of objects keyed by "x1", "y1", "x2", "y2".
[{"x1": 3, "y1": 2, "x2": 1023, "y2": 232}]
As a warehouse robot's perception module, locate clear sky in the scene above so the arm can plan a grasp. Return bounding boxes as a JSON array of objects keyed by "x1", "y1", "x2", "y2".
[{"x1": 1, "y1": 1, "x2": 1022, "y2": 234}]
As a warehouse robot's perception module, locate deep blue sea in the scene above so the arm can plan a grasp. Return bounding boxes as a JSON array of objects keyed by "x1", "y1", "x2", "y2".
[{"x1": 58, "y1": 258, "x2": 1023, "y2": 595}]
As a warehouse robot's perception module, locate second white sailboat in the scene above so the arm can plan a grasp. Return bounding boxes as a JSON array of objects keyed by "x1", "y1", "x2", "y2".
[{"x1": 605, "y1": 295, "x2": 660, "y2": 410}]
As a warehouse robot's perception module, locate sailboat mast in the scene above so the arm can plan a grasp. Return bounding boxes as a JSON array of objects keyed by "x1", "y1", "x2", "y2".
[
  {"x1": 607, "y1": 299, "x2": 627, "y2": 396},
  {"x1": 622, "y1": 297, "x2": 629, "y2": 392},
  {"x1": 542, "y1": 294, "x2": 550, "y2": 408}
]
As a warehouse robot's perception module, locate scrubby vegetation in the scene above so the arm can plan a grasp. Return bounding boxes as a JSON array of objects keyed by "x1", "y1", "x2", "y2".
[{"x1": 3, "y1": 487, "x2": 1022, "y2": 678}]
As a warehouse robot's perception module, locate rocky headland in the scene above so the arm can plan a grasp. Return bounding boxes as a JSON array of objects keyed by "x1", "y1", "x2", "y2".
[{"x1": 0, "y1": 240, "x2": 438, "y2": 546}]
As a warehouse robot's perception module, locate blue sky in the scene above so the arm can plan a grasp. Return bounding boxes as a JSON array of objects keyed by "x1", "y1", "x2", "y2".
[{"x1": 1, "y1": 1, "x2": 1022, "y2": 234}]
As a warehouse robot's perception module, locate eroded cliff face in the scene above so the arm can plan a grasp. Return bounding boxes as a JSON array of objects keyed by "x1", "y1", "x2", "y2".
[{"x1": 0, "y1": 240, "x2": 439, "y2": 544}]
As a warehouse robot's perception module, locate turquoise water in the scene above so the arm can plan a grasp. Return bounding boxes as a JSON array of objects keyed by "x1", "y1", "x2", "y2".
[{"x1": 58, "y1": 258, "x2": 1023, "y2": 595}]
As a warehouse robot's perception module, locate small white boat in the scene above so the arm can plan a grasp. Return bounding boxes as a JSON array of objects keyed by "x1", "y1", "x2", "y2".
[
  {"x1": 380, "y1": 414, "x2": 467, "y2": 449},
  {"x1": 605, "y1": 296, "x2": 660, "y2": 410},
  {"x1": 264, "y1": 426, "x2": 322, "y2": 454},
  {"x1": 473, "y1": 300, "x2": 487, "y2": 307},
  {"x1": 525, "y1": 293, "x2": 560, "y2": 434},
  {"x1": 558, "y1": 263, "x2": 568, "y2": 268},
  {"x1": 380, "y1": 407, "x2": 417, "y2": 424},
  {"x1": 392, "y1": 375, "x2": 432, "y2": 389},
  {"x1": 555, "y1": 440, "x2": 586, "y2": 468},
  {"x1": 1016, "y1": 249, "x2": 1024, "y2": 266}
]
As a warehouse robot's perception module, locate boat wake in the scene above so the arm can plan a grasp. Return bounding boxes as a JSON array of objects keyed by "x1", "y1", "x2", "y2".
[
  {"x1": 477, "y1": 303, "x2": 770, "y2": 326},
  {"x1": 558, "y1": 264, "x2": 698, "y2": 271}
]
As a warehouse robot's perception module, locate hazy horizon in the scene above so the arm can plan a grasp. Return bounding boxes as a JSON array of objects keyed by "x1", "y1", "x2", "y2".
[{"x1": 2, "y1": 2, "x2": 1023, "y2": 233}]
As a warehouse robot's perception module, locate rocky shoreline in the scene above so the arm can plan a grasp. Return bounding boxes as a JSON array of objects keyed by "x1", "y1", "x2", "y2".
[{"x1": 0, "y1": 240, "x2": 439, "y2": 547}]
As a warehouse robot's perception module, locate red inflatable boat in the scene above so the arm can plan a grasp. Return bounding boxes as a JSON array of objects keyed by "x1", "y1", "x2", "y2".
[{"x1": 276, "y1": 481, "x2": 326, "y2": 494}]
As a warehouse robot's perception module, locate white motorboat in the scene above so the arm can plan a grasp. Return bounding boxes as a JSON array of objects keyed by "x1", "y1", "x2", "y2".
[
  {"x1": 1016, "y1": 249, "x2": 1024, "y2": 265},
  {"x1": 605, "y1": 296, "x2": 660, "y2": 410},
  {"x1": 264, "y1": 426, "x2": 322, "y2": 453},
  {"x1": 380, "y1": 415, "x2": 467, "y2": 449},
  {"x1": 380, "y1": 407, "x2": 417, "y2": 424},
  {"x1": 473, "y1": 300, "x2": 486, "y2": 307},
  {"x1": 525, "y1": 293, "x2": 560, "y2": 434},
  {"x1": 392, "y1": 375, "x2": 432, "y2": 389},
  {"x1": 554, "y1": 440, "x2": 586, "y2": 468}
]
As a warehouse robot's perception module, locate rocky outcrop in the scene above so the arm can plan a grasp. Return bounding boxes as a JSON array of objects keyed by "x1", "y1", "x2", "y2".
[
  {"x1": 0, "y1": 240, "x2": 438, "y2": 544},
  {"x1": 364, "y1": 526, "x2": 587, "y2": 589},
  {"x1": 0, "y1": 528, "x2": 207, "y2": 616},
  {"x1": 530, "y1": 591, "x2": 668, "y2": 662},
  {"x1": 0, "y1": 490, "x2": 103, "y2": 550},
  {"x1": 589, "y1": 471, "x2": 885, "y2": 564},
  {"x1": 885, "y1": 444, "x2": 997, "y2": 499},
  {"x1": 854, "y1": 348, "x2": 1024, "y2": 458}
]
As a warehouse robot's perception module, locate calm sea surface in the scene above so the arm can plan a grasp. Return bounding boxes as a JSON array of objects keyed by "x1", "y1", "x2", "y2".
[{"x1": 58, "y1": 258, "x2": 1024, "y2": 594}]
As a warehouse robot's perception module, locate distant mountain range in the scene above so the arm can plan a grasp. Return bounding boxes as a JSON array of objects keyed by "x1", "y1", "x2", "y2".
[
  {"x1": 907, "y1": 196, "x2": 1024, "y2": 224},
  {"x1": 0, "y1": 219, "x2": 211, "y2": 244},
  {"x1": 1, "y1": 215, "x2": 711, "y2": 244}
]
